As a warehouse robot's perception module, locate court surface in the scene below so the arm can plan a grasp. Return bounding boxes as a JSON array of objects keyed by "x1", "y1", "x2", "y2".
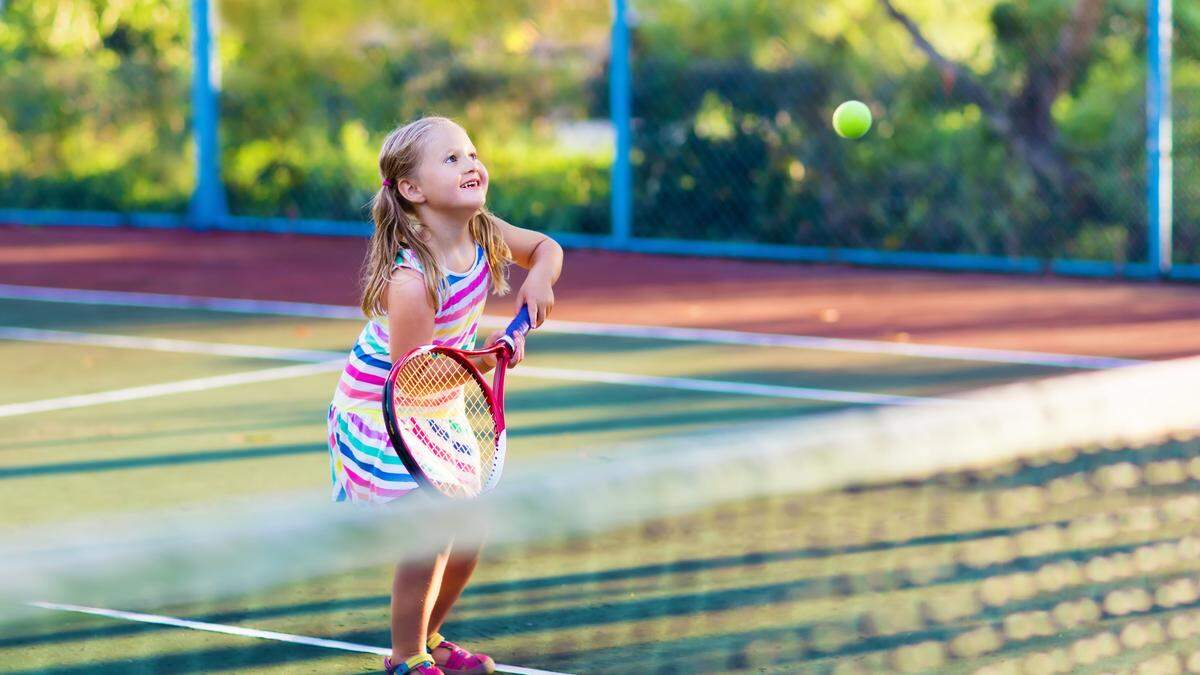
[{"x1": 0, "y1": 279, "x2": 1150, "y2": 674}]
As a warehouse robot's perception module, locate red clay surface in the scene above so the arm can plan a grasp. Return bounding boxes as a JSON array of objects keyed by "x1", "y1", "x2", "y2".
[{"x1": 1, "y1": 225, "x2": 1198, "y2": 360}]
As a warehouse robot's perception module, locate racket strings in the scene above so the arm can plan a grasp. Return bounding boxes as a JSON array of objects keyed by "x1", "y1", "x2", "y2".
[{"x1": 391, "y1": 351, "x2": 498, "y2": 498}]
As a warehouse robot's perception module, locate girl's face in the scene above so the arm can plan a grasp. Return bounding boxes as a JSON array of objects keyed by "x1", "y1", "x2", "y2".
[{"x1": 410, "y1": 123, "x2": 489, "y2": 213}]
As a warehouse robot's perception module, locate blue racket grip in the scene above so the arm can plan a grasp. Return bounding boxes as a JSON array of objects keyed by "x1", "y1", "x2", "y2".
[{"x1": 497, "y1": 306, "x2": 532, "y2": 354}]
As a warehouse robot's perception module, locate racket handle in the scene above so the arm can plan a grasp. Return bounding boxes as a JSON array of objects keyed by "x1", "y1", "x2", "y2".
[
  {"x1": 505, "y1": 305, "x2": 533, "y2": 339},
  {"x1": 497, "y1": 306, "x2": 532, "y2": 355}
]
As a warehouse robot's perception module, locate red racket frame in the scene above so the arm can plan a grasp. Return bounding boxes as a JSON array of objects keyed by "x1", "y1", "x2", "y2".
[{"x1": 381, "y1": 308, "x2": 529, "y2": 498}]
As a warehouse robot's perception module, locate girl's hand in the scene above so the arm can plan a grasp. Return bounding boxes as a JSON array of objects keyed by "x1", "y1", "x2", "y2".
[
  {"x1": 481, "y1": 329, "x2": 525, "y2": 370},
  {"x1": 514, "y1": 278, "x2": 555, "y2": 328}
]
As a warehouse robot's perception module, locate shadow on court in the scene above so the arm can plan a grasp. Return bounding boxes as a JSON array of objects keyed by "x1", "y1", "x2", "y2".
[{"x1": 0, "y1": 442, "x2": 325, "y2": 480}]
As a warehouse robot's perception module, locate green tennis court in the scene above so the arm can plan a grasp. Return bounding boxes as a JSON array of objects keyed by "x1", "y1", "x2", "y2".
[{"x1": 0, "y1": 287, "x2": 1108, "y2": 674}]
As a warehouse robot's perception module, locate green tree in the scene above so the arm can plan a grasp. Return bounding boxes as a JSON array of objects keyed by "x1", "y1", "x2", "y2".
[{"x1": 624, "y1": 0, "x2": 1163, "y2": 261}]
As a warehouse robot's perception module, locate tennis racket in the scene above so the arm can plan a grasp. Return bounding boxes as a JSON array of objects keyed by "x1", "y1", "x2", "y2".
[{"x1": 382, "y1": 307, "x2": 532, "y2": 499}]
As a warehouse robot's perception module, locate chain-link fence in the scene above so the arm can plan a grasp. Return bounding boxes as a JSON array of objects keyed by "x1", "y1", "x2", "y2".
[
  {"x1": 1177, "y1": 49, "x2": 1200, "y2": 266},
  {"x1": 629, "y1": 0, "x2": 1149, "y2": 267},
  {"x1": 0, "y1": 1, "x2": 1197, "y2": 276},
  {"x1": 215, "y1": 1, "x2": 611, "y2": 235}
]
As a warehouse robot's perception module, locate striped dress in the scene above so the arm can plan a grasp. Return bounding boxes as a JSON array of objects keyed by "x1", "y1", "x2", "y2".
[{"x1": 327, "y1": 244, "x2": 490, "y2": 503}]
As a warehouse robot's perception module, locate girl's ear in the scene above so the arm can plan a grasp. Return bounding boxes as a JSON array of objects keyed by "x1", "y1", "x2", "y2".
[{"x1": 398, "y1": 178, "x2": 425, "y2": 204}]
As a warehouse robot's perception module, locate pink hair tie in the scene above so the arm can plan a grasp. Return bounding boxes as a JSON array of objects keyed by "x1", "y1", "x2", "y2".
[{"x1": 381, "y1": 178, "x2": 394, "y2": 188}]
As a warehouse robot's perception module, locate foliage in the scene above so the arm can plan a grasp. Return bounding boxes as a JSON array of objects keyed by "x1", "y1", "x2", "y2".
[
  {"x1": 0, "y1": 0, "x2": 192, "y2": 211},
  {"x1": 1, "y1": 1, "x2": 1198, "y2": 262},
  {"x1": 626, "y1": 0, "x2": 1169, "y2": 261}
]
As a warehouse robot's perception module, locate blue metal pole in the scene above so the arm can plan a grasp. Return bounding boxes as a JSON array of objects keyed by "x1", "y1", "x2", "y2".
[
  {"x1": 610, "y1": 0, "x2": 633, "y2": 244},
  {"x1": 1147, "y1": 0, "x2": 1173, "y2": 275},
  {"x1": 190, "y1": 0, "x2": 227, "y2": 229}
]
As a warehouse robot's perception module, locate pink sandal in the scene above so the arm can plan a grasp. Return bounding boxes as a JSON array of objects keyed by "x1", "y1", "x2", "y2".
[
  {"x1": 428, "y1": 631, "x2": 495, "y2": 675},
  {"x1": 384, "y1": 653, "x2": 443, "y2": 675}
]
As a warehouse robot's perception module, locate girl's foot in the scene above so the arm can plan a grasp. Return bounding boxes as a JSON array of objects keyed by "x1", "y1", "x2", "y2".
[
  {"x1": 384, "y1": 652, "x2": 444, "y2": 675},
  {"x1": 427, "y1": 632, "x2": 495, "y2": 675}
]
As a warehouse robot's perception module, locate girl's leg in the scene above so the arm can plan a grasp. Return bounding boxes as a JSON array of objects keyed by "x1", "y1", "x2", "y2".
[
  {"x1": 428, "y1": 538, "x2": 484, "y2": 639},
  {"x1": 391, "y1": 538, "x2": 453, "y2": 663}
]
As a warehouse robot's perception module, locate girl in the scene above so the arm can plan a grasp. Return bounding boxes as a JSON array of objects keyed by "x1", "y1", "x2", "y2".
[{"x1": 328, "y1": 116, "x2": 562, "y2": 675}]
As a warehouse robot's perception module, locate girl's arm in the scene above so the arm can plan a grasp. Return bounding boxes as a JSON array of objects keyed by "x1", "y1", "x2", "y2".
[
  {"x1": 388, "y1": 267, "x2": 523, "y2": 374},
  {"x1": 384, "y1": 269, "x2": 436, "y2": 363},
  {"x1": 499, "y1": 219, "x2": 563, "y2": 328}
]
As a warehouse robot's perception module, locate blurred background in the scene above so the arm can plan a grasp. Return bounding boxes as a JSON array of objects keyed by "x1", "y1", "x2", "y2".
[{"x1": 1, "y1": 0, "x2": 1197, "y2": 276}]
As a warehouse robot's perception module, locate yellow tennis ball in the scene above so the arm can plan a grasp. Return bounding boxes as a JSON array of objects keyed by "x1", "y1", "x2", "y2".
[{"x1": 833, "y1": 100, "x2": 872, "y2": 139}]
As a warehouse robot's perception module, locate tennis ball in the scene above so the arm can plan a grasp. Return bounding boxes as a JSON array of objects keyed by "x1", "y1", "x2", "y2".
[{"x1": 832, "y1": 100, "x2": 872, "y2": 139}]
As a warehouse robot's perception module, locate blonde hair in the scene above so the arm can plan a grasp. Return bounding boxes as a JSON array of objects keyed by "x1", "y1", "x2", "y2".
[{"x1": 361, "y1": 117, "x2": 511, "y2": 317}]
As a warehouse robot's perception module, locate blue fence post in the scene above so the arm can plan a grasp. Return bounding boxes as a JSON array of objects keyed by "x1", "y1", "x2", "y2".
[
  {"x1": 189, "y1": 0, "x2": 228, "y2": 229},
  {"x1": 610, "y1": 0, "x2": 633, "y2": 244},
  {"x1": 1147, "y1": 0, "x2": 1173, "y2": 276}
]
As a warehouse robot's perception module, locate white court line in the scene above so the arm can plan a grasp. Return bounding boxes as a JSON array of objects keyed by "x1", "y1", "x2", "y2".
[
  {"x1": 28, "y1": 601, "x2": 570, "y2": 675},
  {"x1": 0, "y1": 327, "x2": 338, "y2": 363},
  {"x1": 0, "y1": 327, "x2": 952, "y2": 409},
  {"x1": 510, "y1": 319, "x2": 1143, "y2": 371},
  {"x1": 518, "y1": 365, "x2": 944, "y2": 406},
  {"x1": 0, "y1": 361, "x2": 344, "y2": 419},
  {"x1": 0, "y1": 283, "x2": 363, "y2": 319},
  {"x1": 0, "y1": 283, "x2": 1140, "y2": 369}
]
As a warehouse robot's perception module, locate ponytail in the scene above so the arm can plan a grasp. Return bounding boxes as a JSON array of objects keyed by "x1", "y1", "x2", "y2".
[{"x1": 360, "y1": 185, "x2": 444, "y2": 316}]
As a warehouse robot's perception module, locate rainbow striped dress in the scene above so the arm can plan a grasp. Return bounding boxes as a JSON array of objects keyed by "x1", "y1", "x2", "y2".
[{"x1": 327, "y1": 244, "x2": 490, "y2": 503}]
